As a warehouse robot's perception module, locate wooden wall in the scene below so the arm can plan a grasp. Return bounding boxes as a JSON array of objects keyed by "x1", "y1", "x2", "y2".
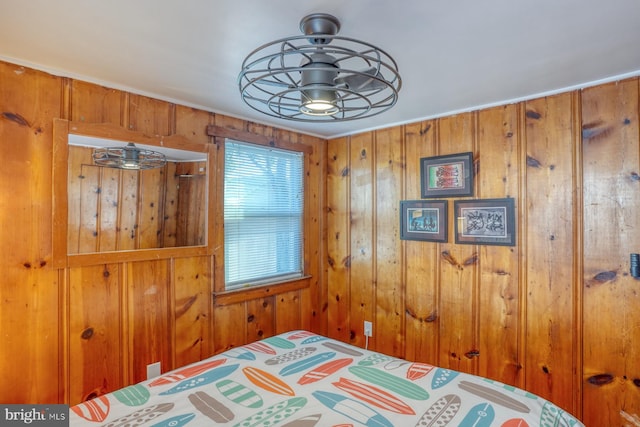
[
  {"x1": 1, "y1": 58, "x2": 638, "y2": 426},
  {"x1": 326, "y1": 79, "x2": 640, "y2": 426},
  {"x1": 0, "y1": 60, "x2": 326, "y2": 405}
]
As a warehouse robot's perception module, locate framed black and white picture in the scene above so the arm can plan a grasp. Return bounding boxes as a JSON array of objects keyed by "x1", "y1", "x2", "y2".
[{"x1": 454, "y1": 198, "x2": 515, "y2": 246}]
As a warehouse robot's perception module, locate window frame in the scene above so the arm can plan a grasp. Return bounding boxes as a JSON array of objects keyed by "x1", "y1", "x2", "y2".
[
  {"x1": 209, "y1": 128, "x2": 313, "y2": 306},
  {"x1": 223, "y1": 139, "x2": 305, "y2": 290}
]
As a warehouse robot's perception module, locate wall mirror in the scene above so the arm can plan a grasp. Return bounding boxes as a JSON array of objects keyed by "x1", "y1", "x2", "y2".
[{"x1": 53, "y1": 119, "x2": 215, "y2": 267}]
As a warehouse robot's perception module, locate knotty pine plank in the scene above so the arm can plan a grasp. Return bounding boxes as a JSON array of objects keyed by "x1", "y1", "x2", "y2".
[
  {"x1": 174, "y1": 256, "x2": 213, "y2": 367},
  {"x1": 70, "y1": 80, "x2": 123, "y2": 125},
  {"x1": 403, "y1": 120, "x2": 440, "y2": 364},
  {"x1": 98, "y1": 167, "x2": 121, "y2": 252},
  {"x1": 523, "y1": 93, "x2": 579, "y2": 413},
  {"x1": 374, "y1": 126, "x2": 405, "y2": 358},
  {"x1": 581, "y1": 79, "x2": 640, "y2": 426},
  {"x1": 0, "y1": 61, "x2": 62, "y2": 402},
  {"x1": 275, "y1": 290, "x2": 302, "y2": 334},
  {"x1": 68, "y1": 264, "x2": 122, "y2": 405},
  {"x1": 436, "y1": 112, "x2": 478, "y2": 373},
  {"x1": 127, "y1": 259, "x2": 171, "y2": 384},
  {"x1": 475, "y1": 104, "x2": 520, "y2": 386},
  {"x1": 348, "y1": 132, "x2": 376, "y2": 349},
  {"x1": 326, "y1": 136, "x2": 351, "y2": 341}
]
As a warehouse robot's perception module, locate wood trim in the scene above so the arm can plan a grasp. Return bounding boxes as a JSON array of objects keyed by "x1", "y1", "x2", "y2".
[
  {"x1": 210, "y1": 130, "x2": 317, "y2": 296},
  {"x1": 66, "y1": 247, "x2": 212, "y2": 267},
  {"x1": 517, "y1": 101, "x2": 528, "y2": 391},
  {"x1": 213, "y1": 277, "x2": 311, "y2": 307},
  {"x1": 212, "y1": 139, "x2": 226, "y2": 294},
  {"x1": 571, "y1": 89, "x2": 584, "y2": 419},
  {"x1": 52, "y1": 118, "x2": 70, "y2": 268},
  {"x1": 70, "y1": 121, "x2": 209, "y2": 153},
  {"x1": 120, "y1": 262, "x2": 130, "y2": 389},
  {"x1": 207, "y1": 125, "x2": 314, "y2": 154},
  {"x1": 52, "y1": 119, "x2": 216, "y2": 267},
  {"x1": 168, "y1": 257, "x2": 177, "y2": 372},
  {"x1": 58, "y1": 268, "x2": 69, "y2": 404}
]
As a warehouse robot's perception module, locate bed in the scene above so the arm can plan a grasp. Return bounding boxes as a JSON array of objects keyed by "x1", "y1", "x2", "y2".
[{"x1": 69, "y1": 330, "x2": 583, "y2": 426}]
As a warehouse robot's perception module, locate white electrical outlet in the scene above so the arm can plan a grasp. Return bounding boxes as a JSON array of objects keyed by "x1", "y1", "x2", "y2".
[
  {"x1": 147, "y1": 362, "x2": 161, "y2": 380},
  {"x1": 364, "y1": 321, "x2": 373, "y2": 337}
]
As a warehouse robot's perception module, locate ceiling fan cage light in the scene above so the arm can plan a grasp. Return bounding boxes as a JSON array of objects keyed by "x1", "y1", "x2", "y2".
[
  {"x1": 93, "y1": 143, "x2": 167, "y2": 170},
  {"x1": 300, "y1": 99, "x2": 340, "y2": 116},
  {"x1": 238, "y1": 13, "x2": 401, "y2": 122}
]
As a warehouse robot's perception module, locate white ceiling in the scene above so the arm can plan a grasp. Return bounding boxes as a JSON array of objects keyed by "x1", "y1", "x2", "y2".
[{"x1": 1, "y1": 0, "x2": 640, "y2": 139}]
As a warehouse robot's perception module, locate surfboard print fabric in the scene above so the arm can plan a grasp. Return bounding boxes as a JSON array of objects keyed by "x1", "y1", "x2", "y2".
[{"x1": 69, "y1": 330, "x2": 583, "y2": 426}]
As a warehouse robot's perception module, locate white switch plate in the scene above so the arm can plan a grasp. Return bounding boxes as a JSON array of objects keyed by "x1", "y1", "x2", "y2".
[
  {"x1": 364, "y1": 321, "x2": 373, "y2": 337},
  {"x1": 147, "y1": 362, "x2": 161, "y2": 379}
]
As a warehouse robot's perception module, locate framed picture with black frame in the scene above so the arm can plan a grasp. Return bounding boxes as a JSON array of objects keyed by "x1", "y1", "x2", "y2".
[
  {"x1": 400, "y1": 200, "x2": 448, "y2": 242},
  {"x1": 420, "y1": 152, "x2": 474, "y2": 198},
  {"x1": 454, "y1": 198, "x2": 515, "y2": 246}
]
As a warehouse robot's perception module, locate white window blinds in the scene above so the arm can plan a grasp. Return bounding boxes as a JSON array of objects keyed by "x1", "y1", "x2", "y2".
[{"x1": 224, "y1": 141, "x2": 304, "y2": 290}]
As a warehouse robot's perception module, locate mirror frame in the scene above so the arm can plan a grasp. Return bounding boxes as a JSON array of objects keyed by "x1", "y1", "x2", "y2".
[{"x1": 52, "y1": 118, "x2": 215, "y2": 268}]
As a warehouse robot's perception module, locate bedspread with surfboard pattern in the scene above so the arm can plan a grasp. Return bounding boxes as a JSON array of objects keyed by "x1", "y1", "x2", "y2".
[{"x1": 69, "y1": 330, "x2": 583, "y2": 427}]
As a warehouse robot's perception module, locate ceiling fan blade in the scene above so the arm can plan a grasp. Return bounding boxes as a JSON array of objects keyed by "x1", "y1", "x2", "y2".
[
  {"x1": 253, "y1": 78, "x2": 295, "y2": 88},
  {"x1": 334, "y1": 67, "x2": 387, "y2": 92}
]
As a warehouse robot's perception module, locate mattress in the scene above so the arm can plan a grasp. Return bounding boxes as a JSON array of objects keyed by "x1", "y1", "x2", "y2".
[{"x1": 69, "y1": 330, "x2": 583, "y2": 426}]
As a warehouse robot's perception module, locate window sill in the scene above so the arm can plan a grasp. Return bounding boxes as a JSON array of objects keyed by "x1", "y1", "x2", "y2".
[{"x1": 213, "y1": 275, "x2": 312, "y2": 306}]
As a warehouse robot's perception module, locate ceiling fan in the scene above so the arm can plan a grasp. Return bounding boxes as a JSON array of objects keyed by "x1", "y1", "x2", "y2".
[
  {"x1": 93, "y1": 143, "x2": 167, "y2": 170},
  {"x1": 238, "y1": 13, "x2": 402, "y2": 122}
]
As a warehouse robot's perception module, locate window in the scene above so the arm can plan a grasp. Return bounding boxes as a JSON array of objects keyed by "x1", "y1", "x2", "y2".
[{"x1": 224, "y1": 140, "x2": 304, "y2": 290}]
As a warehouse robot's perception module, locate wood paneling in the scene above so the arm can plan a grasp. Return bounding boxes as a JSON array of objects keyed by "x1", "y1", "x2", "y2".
[
  {"x1": 349, "y1": 132, "x2": 375, "y2": 349},
  {"x1": 475, "y1": 105, "x2": 520, "y2": 386},
  {"x1": 137, "y1": 168, "x2": 164, "y2": 249},
  {"x1": 0, "y1": 62, "x2": 61, "y2": 403},
  {"x1": 523, "y1": 93, "x2": 579, "y2": 411},
  {"x1": 128, "y1": 94, "x2": 172, "y2": 135},
  {"x1": 326, "y1": 136, "x2": 351, "y2": 342},
  {"x1": 212, "y1": 303, "x2": 247, "y2": 353},
  {"x1": 174, "y1": 163, "x2": 207, "y2": 247},
  {"x1": 2, "y1": 56, "x2": 639, "y2": 425},
  {"x1": 403, "y1": 121, "x2": 439, "y2": 364},
  {"x1": 69, "y1": 80, "x2": 123, "y2": 125},
  {"x1": 436, "y1": 113, "x2": 478, "y2": 374},
  {"x1": 373, "y1": 127, "x2": 405, "y2": 357},
  {"x1": 173, "y1": 256, "x2": 213, "y2": 367},
  {"x1": 246, "y1": 297, "x2": 275, "y2": 342},
  {"x1": 68, "y1": 264, "x2": 123, "y2": 403},
  {"x1": 0, "y1": 59, "x2": 325, "y2": 406},
  {"x1": 298, "y1": 130, "x2": 327, "y2": 334},
  {"x1": 127, "y1": 259, "x2": 171, "y2": 384},
  {"x1": 581, "y1": 80, "x2": 640, "y2": 426},
  {"x1": 326, "y1": 79, "x2": 640, "y2": 426},
  {"x1": 275, "y1": 290, "x2": 301, "y2": 334}
]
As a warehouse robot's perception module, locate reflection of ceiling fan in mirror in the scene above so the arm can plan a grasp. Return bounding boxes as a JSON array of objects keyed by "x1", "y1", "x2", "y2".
[
  {"x1": 93, "y1": 143, "x2": 167, "y2": 170},
  {"x1": 238, "y1": 13, "x2": 402, "y2": 122},
  {"x1": 68, "y1": 133, "x2": 207, "y2": 170},
  {"x1": 53, "y1": 119, "x2": 215, "y2": 265}
]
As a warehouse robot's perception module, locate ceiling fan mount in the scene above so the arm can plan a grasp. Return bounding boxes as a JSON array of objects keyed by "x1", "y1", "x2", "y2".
[
  {"x1": 238, "y1": 13, "x2": 402, "y2": 122},
  {"x1": 299, "y1": 13, "x2": 340, "y2": 45}
]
